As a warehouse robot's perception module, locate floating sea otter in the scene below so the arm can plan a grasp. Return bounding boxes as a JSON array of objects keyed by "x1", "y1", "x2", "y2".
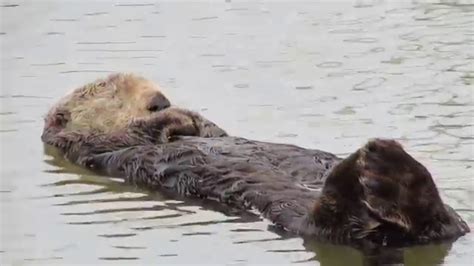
[{"x1": 42, "y1": 73, "x2": 469, "y2": 248}]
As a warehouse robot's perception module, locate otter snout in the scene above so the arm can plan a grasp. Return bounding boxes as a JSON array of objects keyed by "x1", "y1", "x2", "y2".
[{"x1": 147, "y1": 94, "x2": 171, "y2": 112}]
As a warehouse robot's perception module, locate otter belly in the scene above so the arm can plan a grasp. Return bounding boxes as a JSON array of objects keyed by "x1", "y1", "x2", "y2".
[{"x1": 82, "y1": 136, "x2": 341, "y2": 233}]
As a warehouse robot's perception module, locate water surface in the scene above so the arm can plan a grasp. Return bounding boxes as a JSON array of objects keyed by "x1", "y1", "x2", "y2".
[{"x1": 1, "y1": 0, "x2": 473, "y2": 265}]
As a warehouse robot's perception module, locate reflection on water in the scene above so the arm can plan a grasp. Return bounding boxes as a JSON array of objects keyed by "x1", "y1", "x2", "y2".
[
  {"x1": 1, "y1": 0, "x2": 473, "y2": 265},
  {"x1": 307, "y1": 240, "x2": 456, "y2": 266}
]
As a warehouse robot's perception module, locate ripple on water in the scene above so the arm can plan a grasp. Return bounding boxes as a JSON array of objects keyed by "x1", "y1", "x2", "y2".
[
  {"x1": 84, "y1": 12, "x2": 108, "y2": 16},
  {"x1": 98, "y1": 257, "x2": 139, "y2": 261},
  {"x1": 1, "y1": 4, "x2": 19, "y2": 7},
  {"x1": 115, "y1": 3, "x2": 155, "y2": 7},
  {"x1": 50, "y1": 18, "x2": 78, "y2": 22},
  {"x1": 328, "y1": 28, "x2": 365, "y2": 34},
  {"x1": 30, "y1": 62, "x2": 66, "y2": 66},
  {"x1": 112, "y1": 245, "x2": 147, "y2": 250},
  {"x1": 334, "y1": 106, "x2": 356, "y2": 115},
  {"x1": 98, "y1": 233, "x2": 137, "y2": 238},
  {"x1": 23, "y1": 257, "x2": 63, "y2": 262},
  {"x1": 447, "y1": 62, "x2": 474, "y2": 72},
  {"x1": 191, "y1": 16, "x2": 218, "y2": 21},
  {"x1": 398, "y1": 43, "x2": 423, "y2": 51},
  {"x1": 381, "y1": 57, "x2": 405, "y2": 64},
  {"x1": 295, "y1": 86, "x2": 313, "y2": 90},
  {"x1": 159, "y1": 254, "x2": 178, "y2": 257},
  {"x1": 53, "y1": 194, "x2": 153, "y2": 207},
  {"x1": 369, "y1": 47, "x2": 385, "y2": 53},
  {"x1": 234, "y1": 83, "x2": 249, "y2": 88},
  {"x1": 76, "y1": 41, "x2": 136, "y2": 44},
  {"x1": 343, "y1": 37, "x2": 378, "y2": 43},
  {"x1": 182, "y1": 232, "x2": 214, "y2": 236},
  {"x1": 59, "y1": 70, "x2": 112, "y2": 74},
  {"x1": 45, "y1": 32, "x2": 65, "y2": 35},
  {"x1": 140, "y1": 35, "x2": 166, "y2": 39},
  {"x1": 352, "y1": 77, "x2": 386, "y2": 90},
  {"x1": 76, "y1": 48, "x2": 161, "y2": 52},
  {"x1": 317, "y1": 61, "x2": 343, "y2": 68}
]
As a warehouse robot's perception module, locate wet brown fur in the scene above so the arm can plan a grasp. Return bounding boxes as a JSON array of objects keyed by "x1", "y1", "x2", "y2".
[{"x1": 42, "y1": 130, "x2": 469, "y2": 247}]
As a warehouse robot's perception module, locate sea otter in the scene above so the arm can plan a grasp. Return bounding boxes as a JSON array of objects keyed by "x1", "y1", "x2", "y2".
[{"x1": 41, "y1": 75, "x2": 469, "y2": 248}]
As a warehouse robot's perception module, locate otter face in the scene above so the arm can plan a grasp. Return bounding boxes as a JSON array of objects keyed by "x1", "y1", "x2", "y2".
[
  {"x1": 45, "y1": 73, "x2": 171, "y2": 134},
  {"x1": 316, "y1": 139, "x2": 469, "y2": 246}
]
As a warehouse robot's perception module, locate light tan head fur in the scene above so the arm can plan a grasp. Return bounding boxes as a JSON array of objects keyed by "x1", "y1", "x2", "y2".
[{"x1": 45, "y1": 73, "x2": 171, "y2": 134}]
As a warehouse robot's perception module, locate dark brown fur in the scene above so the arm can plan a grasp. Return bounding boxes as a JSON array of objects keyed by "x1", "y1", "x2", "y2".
[{"x1": 42, "y1": 117, "x2": 470, "y2": 247}]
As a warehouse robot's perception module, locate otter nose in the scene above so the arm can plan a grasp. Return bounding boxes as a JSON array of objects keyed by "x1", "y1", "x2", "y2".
[{"x1": 147, "y1": 94, "x2": 170, "y2": 112}]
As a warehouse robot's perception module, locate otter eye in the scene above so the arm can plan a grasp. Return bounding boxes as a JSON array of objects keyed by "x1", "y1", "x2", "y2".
[{"x1": 55, "y1": 111, "x2": 69, "y2": 126}]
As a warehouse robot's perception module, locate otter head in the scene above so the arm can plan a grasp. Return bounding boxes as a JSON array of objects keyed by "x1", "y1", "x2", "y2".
[
  {"x1": 44, "y1": 73, "x2": 171, "y2": 134},
  {"x1": 313, "y1": 139, "x2": 469, "y2": 246}
]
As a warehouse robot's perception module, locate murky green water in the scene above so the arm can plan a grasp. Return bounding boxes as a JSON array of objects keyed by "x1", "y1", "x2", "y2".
[{"x1": 1, "y1": 0, "x2": 473, "y2": 265}]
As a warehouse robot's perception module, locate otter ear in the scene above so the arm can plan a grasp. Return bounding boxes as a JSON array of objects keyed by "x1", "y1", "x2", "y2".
[{"x1": 360, "y1": 176, "x2": 411, "y2": 231}]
